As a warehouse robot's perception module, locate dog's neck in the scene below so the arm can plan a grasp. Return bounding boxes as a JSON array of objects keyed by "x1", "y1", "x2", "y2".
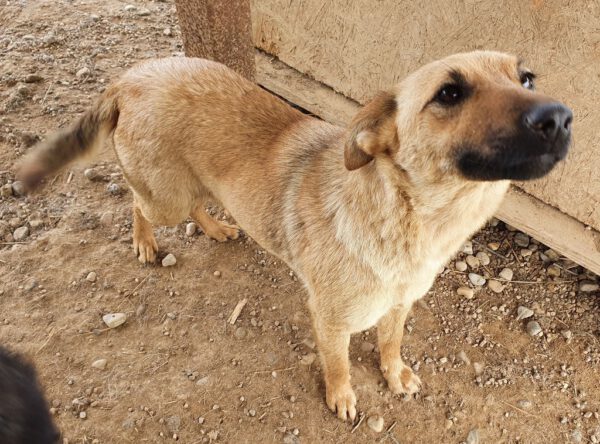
[{"x1": 332, "y1": 155, "x2": 509, "y2": 270}]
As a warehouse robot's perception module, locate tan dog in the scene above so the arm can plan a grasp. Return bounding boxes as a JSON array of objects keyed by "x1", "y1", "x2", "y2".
[{"x1": 17, "y1": 52, "x2": 572, "y2": 421}]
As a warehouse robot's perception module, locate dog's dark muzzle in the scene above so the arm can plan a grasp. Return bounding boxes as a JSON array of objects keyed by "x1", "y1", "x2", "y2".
[{"x1": 457, "y1": 101, "x2": 573, "y2": 182}]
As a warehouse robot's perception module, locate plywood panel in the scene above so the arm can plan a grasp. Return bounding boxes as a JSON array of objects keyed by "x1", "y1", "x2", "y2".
[{"x1": 251, "y1": 0, "x2": 600, "y2": 231}]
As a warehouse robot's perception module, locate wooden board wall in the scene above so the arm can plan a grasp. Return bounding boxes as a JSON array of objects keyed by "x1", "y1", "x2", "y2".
[{"x1": 251, "y1": 0, "x2": 600, "y2": 232}]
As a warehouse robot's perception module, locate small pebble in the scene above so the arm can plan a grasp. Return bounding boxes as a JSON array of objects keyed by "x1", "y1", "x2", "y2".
[
  {"x1": 162, "y1": 253, "x2": 177, "y2": 267},
  {"x1": 462, "y1": 241, "x2": 473, "y2": 255},
  {"x1": 213, "y1": 270, "x2": 221, "y2": 278},
  {"x1": 466, "y1": 255, "x2": 480, "y2": 269},
  {"x1": 487, "y1": 279, "x2": 504, "y2": 293},
  {"x1": 455, "y1": 261, "x2": 468, "y2": 272},
  {"x1": 185, "y1": 222, "x2": 197, "y2": 237},
  {"x1": 547, "y1": 264, "x2": 561, "y2": 278},
  {"x1": 86, "y1": 271, "x2": 97, "y2": 283},
  {"x1": 468, "y1": 273, "x2": 486, "y2": 286},
  {"x1": 457, "y1": 286, "x2": 474, "y2": 299},
  {"x1": 367, "y1": 415, "x2": 384, "y2": 433},
  {"x1": 163, "y1": 27, "x2": 172, "y2": 36},
  {"x1": 76, "y1": 67, "x2": 90, "y2": 78},
  {"x1": 562, "y1": 330, "x2": 572, "y2": 340},
  {"x1": 103, "y1": 313, "x2": 127, "y2": 328},
  {"x1": 124, "y1": 4, "x2": 136, "y2": 11},
  {"x1": 466, "y1": 428, "x2": 480, "y2": 444},
  {"x1": 516, "y1": 306, "x2": 534, "y2": 321},
  {"x1": 13, "y1": 226, "x2": 30, "y2": 241},
  {"x1": 137, "y1": 8, "x2": 151, "y2": 16},
  {"x1": 1, "y1": 183, "x2": 13, "y2": 197},
  {"x1": 234, "y1": 327, "x2": 247, "y2": 339},
  {"x1": 84, "y1": 168, "x2": 101, "y2": 181},
  {"x1": 517, "y1": 400, "x2": 532, "y2": 410},
  {"x1": 79, "y1": 411, "x2": 87, "y2": 419},
  {"x1": 499, "y1": 268, "x2": 513, "y2": 281},
  {"x1": 526, "y1": 320, "x2": 543, "y2": 337},
  {"x1": 579, "y1": 281, "x2": 599, "y2": 293},
  {"x1": 300, "y1": 353, "x2": 316, "y2": 365},
  {"x1": 91, "y1": 359, "x2": 107, "y2": 370},
  {"x1": 514, "y1": 232, "x2": 530, "y2": 247},
  {"x1": 361, "y1": 342, "x2": 375, "y2": 353},
  {"x1": 476, "y1": 251, "x2": 490, "y2": 266},
  {"x1": 487, "y1": 242, "x2": 500, "y2": 251},
  {"x1": 11, "y1": 181, "x2": 25, "y2": 196},
  {"x1": 106, "y1": 183, "x2": 121, "y2": 195}
]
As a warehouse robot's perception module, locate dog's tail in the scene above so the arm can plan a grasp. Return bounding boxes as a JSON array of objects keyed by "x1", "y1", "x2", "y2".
[{"x1": 16, "y1": 87, "x2": 120, "y2": 191}]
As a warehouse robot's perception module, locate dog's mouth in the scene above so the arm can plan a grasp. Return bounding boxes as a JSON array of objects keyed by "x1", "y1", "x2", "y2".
[{"x1": 456, "y1": 132, "x2": 571, "y2": 181}]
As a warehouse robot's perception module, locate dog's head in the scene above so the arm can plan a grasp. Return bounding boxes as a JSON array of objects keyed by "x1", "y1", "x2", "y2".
[{"x1": 344, "y1": 51, "x2": 572, "y2": 182}]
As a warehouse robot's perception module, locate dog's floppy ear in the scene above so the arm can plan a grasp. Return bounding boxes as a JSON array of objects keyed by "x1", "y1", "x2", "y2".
[{"x1": 344, "y1": 91, "x2": 398, "y2": 170}]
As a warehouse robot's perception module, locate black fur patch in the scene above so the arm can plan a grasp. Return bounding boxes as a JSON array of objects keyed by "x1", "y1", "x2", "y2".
[{"x1": 0, "y1": 347, "x2": 59, "y2": 444}]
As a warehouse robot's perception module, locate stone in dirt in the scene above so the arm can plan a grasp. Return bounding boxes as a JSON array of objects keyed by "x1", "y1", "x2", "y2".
[
  {"x1": 367, "y1": 415, "x2": 384, "y2": 433},
  {"x1": 514, "y1": 232, "x2": 530, "y2": 248},
  {"x1": 86, "y1": 271, "x2": 97, "y2": 283},
  {"x1": 487, "y1": 279, "x2": 504, "y2": 293},
  {"x1": 162, "y1": 253, "x2": 177, "y2": 267},
  {"x1": 526, "y1": 320, "x2": 543, "y2": 337},
  {"x1": 468, "y1": 273, "x2": 486, "y2": 286},
  {"x1": 466, "y1": 428, "x2": 480, "y2": 444},
  {"x1": 91, "y1": 359, "x2": 107, "y2": 370},
  {"x1": 457, "y1": 286, "x2": 474, "y2": 299},
  {"x1": 455, "y1": 261, "x2": 468, "y2": 272},
  {"x1": 103, "y1": 313, "x2": 126, "y2": 328},
  {"x1": 13, "y1": 226, "x2": 30, "y2": 241},
  {"x1": 185, "y1": 222, "x2": 197, "y2": 237},
  {"x1": 579, "y1": 281, "x2": 599, "y2": 293},
  {"x1": 466, "y1": 255, "x2": 480, "y2": 269},
  {"x1": 516, "y1": 306, "x2": 534, "y2": 321},
  {"x1": 476, "y1": 251, "x2": 490, "y2": 266},
  {"x1": 499, "y1": 267, "x2": 513, "y2": 281},
  {"x1": 11, "y1": 181, "x2": 25, "y2": 196},
  {"x1": 76, "y1": 67, "x2": 90, "y2": 78},
  {"x1": 300, "y1": 353, "x2": 316, "y2": 365}
]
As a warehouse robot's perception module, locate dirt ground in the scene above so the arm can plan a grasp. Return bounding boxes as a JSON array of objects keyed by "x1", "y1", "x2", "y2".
[{"x1": 1, "y1": 1, "x2": 599, "y2": 443}]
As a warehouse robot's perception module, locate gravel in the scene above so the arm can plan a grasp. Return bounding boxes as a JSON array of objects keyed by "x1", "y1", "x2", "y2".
[
  {"x1": 514, "y1": 232, "x2": 530, "y2": 248},
  {"x1": 367, "y1": 415, "x2": 384, "y2": 433},
  {"x1": 86, "y1": 271, "x2": 97, "y2": 283},
  {"x1": 466, "y1": 428, "x2": 480, "y2": 444},
  {"x1": 516, "y1": 306, "x2": 534, "y2": 320},
  {"x1": 455, "y1": 261, "x2": 468, "y2": 272},
  {"x1": 476, "y1": 251, "x2": 490, "y2": 266},
  {"x1": 466, "y1": 255, "x2": 480, "y2": 269},
  {"x1": 102, "y1": 313, "x2": 127, "y2": 329},
  {"x1": 457, "y1": 286, "x2": 474, "y2": 299},
  {"x1": 526, "y1": 320, "x2": 543, "y2": 337},
  {"x1": 13, "y1": 226, "x2": 29, "y2": 241},
  {"x1": 499, "y1": 267, "x2": 514, "y2": 281},
  {"x1": 11, "y1": 181, "x2": 25, "y2": 196},
  {"x1": 91, "y1": 359, "x2": 107, "y2": 370},
  {"x1": 162, "y1": 253, "x2": 177, "y2": 267},
  {"x1": 487, "y1": 279, "x2": 504, "y2": 293},
  {"x1": 579, "y1": 281, "x2": 599, "y2": 293},
  {"x1": 468, "y1": 273, "x2": 486, "y2": 286},
  {"x1": 185, "y1": 222, "x2": 197, "y2": 237}
]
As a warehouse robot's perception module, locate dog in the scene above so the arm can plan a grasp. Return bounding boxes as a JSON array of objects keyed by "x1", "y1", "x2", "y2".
[
  {"x1": 17, "y1": 51, "x2": 572, "y2": 421},
  {"x1": 0, "y1": 347, "x2": 59, "y2": 443}
]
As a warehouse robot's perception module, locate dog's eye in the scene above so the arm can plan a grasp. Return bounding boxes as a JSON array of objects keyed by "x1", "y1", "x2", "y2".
[
  {"x1": 434, "y1": 84, "x2": 464, "y2": 106},
  {"x1": 520, "y1": 72, "x2": 535, "y2": 90}
]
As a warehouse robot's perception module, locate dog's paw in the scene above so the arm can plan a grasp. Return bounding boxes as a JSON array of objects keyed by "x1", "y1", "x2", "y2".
[
  {"x1": 326, "y1": 383, "x2": 357, "y2": 421},
  {"x1": 133, "y1": 235, "x2": 158, "y2": 264},
  {"x1": 383, "y1": 364, "x2": 422, "y2": 396},
  {"x1": 204, "y1": 222, "x2": 240, "y2": 242}
]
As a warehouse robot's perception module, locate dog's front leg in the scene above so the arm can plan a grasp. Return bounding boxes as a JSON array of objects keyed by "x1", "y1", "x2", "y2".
[
  {"x1": 310, "y1": 309, "x2": 357, "y2": 421},
  {"x1": 377, "y1": 304, "x2": 422, "y2": 395}
]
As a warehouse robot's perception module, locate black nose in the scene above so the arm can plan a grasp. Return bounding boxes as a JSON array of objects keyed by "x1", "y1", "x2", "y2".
[{"x1": 523, "y1": 103, "x2": 572, "y2": 141}]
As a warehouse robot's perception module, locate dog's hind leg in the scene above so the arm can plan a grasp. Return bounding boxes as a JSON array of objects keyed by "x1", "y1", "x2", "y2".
[
  {"x1": 377, "y1": 304, "x2": 422, "y2": 395},
  {"x1": 132, "y1": 200, "x2": 158, "y2": 264},
  {"x1": 191, "y1": 201, "x2": 240, "y2": 242}
]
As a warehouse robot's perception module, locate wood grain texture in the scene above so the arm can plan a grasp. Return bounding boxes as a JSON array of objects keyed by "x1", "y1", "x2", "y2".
[
  {"x1": 251, "y1": 0, "x2": 600, "y2": 230},
  {"x1": 175, "y1": 0, "x2": 255, "y2": 79},
  {"x1": 255, "y1": 51, "x2": 600, "y2": 275}
]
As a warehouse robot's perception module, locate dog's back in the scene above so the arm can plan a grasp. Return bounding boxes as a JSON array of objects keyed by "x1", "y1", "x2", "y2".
[{"x1": 0, "y1": 347, "x2": 58, "y2": 444}]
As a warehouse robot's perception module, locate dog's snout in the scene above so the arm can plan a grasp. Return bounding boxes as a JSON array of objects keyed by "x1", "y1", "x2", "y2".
[{"x1": 523, "y1": 103, "x2": 572, "y2": 141}]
